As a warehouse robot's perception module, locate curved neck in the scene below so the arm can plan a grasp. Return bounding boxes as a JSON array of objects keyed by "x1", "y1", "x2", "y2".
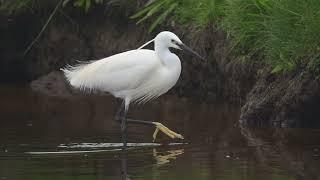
[{"x1": 155, "y1": 42, "x2": 173, "y2": 66}]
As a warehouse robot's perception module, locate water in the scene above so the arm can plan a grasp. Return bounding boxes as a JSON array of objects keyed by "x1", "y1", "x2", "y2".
[{"x1": 0, "y1": 85, "x2": 320, "y2": 180}]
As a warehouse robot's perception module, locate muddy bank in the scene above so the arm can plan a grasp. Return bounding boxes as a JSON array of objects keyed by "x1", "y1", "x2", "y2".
[
  {"x1": 2, "y1": 6, "x2": 320, "y2": 127},
  {"x1": 25, "y1": 11, "x2": 255, "y2": 103},
  {"x1": 240, "y1": 67, "x2": 320, "y2": 127}
]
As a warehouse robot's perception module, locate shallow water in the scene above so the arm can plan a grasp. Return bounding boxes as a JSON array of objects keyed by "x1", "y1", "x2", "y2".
[{"x1": 0, "y1": 85, "x2": 320, "y2": 180}]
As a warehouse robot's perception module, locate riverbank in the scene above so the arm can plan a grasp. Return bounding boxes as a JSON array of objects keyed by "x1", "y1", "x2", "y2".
[{"x1": 1, "y1": 3, "x2": 320, "y2": 127}]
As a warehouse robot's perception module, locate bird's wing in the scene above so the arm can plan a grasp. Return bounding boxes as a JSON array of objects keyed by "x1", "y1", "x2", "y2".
[{"x1": 62, "y1": 49, "x2": 160, "y2": 93}]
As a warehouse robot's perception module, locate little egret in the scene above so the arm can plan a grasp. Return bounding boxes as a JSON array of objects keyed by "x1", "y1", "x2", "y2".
[{"x1": 61, "y1": 31, "x2": 205, "y2": 149}]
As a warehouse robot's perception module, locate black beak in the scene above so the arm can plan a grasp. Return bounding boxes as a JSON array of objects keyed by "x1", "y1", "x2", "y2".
[{"x1": 179, "y1": 43, "x2": 206, "y2": 61}]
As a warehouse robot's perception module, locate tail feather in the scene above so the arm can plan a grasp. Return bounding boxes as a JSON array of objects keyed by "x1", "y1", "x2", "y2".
[{"x1": 60, "y1": 60, "x2": 98, "y2": 91}]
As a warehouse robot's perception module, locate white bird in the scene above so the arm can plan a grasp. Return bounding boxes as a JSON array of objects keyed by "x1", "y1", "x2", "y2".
[{"x1": 61, "y1": 31, "x2": 205, "y2": 149}]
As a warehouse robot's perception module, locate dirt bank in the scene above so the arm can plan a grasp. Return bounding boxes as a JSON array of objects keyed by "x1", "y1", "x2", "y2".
[
  {"x1": 240, "y1": 66, "x2": 320, "y2": 127},
  {"x1": 2, "y1": 6, "x2": 320, "y2": 127}
]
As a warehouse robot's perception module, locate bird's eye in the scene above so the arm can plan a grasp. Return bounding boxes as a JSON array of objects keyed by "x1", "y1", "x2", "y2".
[{"x1": 171, "y1": 39, "x2": 175, "y2": 43}]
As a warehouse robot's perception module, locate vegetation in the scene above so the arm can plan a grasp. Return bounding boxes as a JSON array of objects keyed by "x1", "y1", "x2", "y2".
[
  {"x1": 0, "y1": 0, "x2": 105, "y2": 13},
  {"x1": 0, "y1": 0, "x2": 132, "y2": 54},
  {"x1": 131, "y1": 0, "x2": 225, "y2": 32},
  {"x1": 133, "y1": 0, "x2": 320, "y2": 73},
  {"x1": 1, "y1": 0, "x2": 320, "y2": 73}
]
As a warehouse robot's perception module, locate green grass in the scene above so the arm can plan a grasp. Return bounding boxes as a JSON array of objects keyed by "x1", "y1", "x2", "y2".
[
  {"x1": 221, "y1": 0, "x2": 270, "y2": 56},
  {"x1": 2, "y1": 0, "x2": 320, "y2": 73},
  {"x1": 131, "y1": 0, "x2": 225, "y2": 32},
  {"x1": 265, "y1": 0, "x2": 320, "y2": 72},
  {"x1": 175, "y1": 0, "x2": 225, "y2": 28},
  {"x1": 133, "y1": 0, "x2": 320, "y2": 73},
  {"x1": 131, "y1": 0, "x2": 179, "y2": 32}
]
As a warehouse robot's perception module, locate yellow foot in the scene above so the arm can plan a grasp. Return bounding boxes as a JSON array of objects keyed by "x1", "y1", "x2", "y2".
[{"x1": 152, "y1": 122, "x2": 184, "y2": 142}]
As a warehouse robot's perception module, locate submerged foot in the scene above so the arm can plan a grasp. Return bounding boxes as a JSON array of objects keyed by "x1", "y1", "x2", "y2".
[{"x1": 152, "y1": 122, "x2": 184, "y2": 142}]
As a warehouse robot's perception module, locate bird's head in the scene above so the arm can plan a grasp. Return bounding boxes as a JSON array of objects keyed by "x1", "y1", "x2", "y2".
[
  {"x1": 155, "y1": 31, "x2": 182, "y2": 50},
  {"x1": 155, "y1": 31, "x2": 205, "y2": 61}
]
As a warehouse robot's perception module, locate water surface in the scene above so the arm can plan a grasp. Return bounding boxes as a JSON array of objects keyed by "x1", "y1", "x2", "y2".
[{"x1": 0, "y1": 85, "x2": 319, "y2": 180}]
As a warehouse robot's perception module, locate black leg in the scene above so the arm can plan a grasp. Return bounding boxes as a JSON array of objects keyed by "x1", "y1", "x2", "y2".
[
  {"x1": 115, "y1": 101, "x2": 128, "y2": 150},
  {"x1": 121, "y1": 115, "x2": 127, "y2": 150},
  {"x1": 114, "y1": 101, "x2": 183, "y2": 148},
  {"x1": 115, "y1": 102, "x2": 156, "y2": 150},
  {"x1": 115, "y1": 101, "x2": 125, "y2": 122},
  {"x1": 120, "y1": 150, "x2": 128, "y2": 180}
]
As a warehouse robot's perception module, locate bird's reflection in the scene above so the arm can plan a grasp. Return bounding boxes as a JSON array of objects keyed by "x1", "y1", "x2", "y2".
[
  {"x1": 153, "y1": 149, "x2": 184, "y2": 165},
  {"x1": 120, "y1": 147, "x2": 184, "y2": 179},
  {"x1": 121, "y1": 151, "x2": 130, "y2": 180}
]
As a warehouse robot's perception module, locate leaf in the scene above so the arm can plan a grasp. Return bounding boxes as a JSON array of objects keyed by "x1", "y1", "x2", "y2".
[
  {"x1": 136, "y1": 1, "x2": 167, "y2": 24},
  {"x1": 85, "y1": 0, "x2": 91, "y2": 12},
  {"x1": 62, "y1": 0, "x2": 72, "y2": 7},
  {"x1": 148, "y1": 3, "x2": 178, "y2": 32},
  {"x1": 271, "y1": 64, "x2": 283, "y2": 73},
  {"x1": 74, "y1": 0, "x2": 84, "y2": 7},
  {"x1": 130, "y1": 0, "x2": 166, "y2": 19}
]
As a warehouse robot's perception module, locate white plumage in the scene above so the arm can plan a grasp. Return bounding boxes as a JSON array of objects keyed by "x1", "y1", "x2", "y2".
[
  {"x1": 61, "y1": 31, "x2": 182, "y2": 105},
  {"x1": 61, "y1": 31, "x2": 204, "y2": 145}
]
